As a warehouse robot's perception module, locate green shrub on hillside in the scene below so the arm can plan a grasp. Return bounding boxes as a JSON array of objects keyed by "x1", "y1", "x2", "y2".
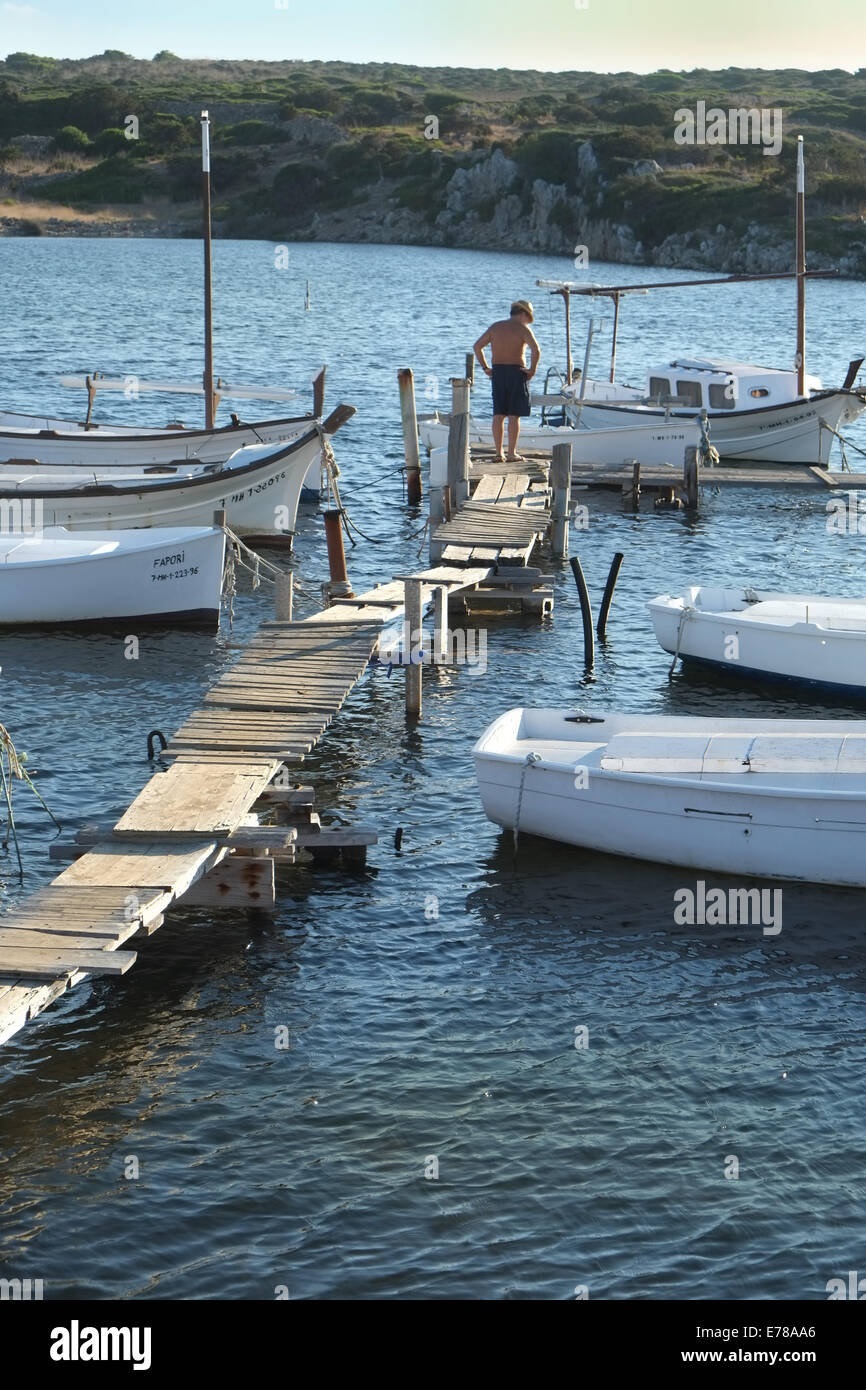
[{"x1": 54, "y1": 125, "x2": 91, "y2": 152}]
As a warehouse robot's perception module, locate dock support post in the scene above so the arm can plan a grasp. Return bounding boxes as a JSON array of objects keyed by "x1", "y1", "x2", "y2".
[
  {"x1": 448, "y1": 377, "x2": 471, "y2": 508},
  {"x1": 323, "y1": 509, "x2": 353, "y2": 599},
  {"x1": 398, "y1": 368, "x2": 422, "y2": 506},
  {"x1": 570, "y1": 555, "x2": 595, "y2": 670},
  {"x1": 550, "y1": 442, "x2": 571, "y2": 558},
  {"x1": 464, "y1": 351, "x2": 475, "y2": 387},
  {"x1": 428, "y1": 446, "x2": 446, "y2": 562},
  {"x1": 274, "y1": 571, "x2": 294, "y2": 621},
  {"x1": 684, "y1": 446, "x2": 699, "y2": 508},
  {"x1": 404, "y1": 578, "x2": 423, "y2": 719},
  {"x1": 433, "y1": 585, "x2": 448, "y2": 664},
  {"x1": 597, "y1": 552, "x2": 624, "y2": 639},
  {"x1": 622, "y1": 460, "x2": 640, "y2": 509}
]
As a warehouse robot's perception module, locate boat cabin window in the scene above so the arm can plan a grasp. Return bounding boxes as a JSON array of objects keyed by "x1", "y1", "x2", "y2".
[
  {"x1": 708, "y1": 383, "x2": 736, "y2": 409},
  {"x1": 749, "y1": 388, "x2": 769, "y2": 398},
  {"x1": 675, "y1": 380, "x2": 702, "y2": 408},
  {"x1": 649, "y1": 376, "x2": 671, "y2": 400}
]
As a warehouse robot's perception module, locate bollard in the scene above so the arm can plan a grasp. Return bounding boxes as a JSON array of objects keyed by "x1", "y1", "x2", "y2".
[
  {"x1": 597, "y1": 553, "x2": 624, "y2": 639},
  {"x1": 550, "y1": 442, "x2": 571, "y2": 558},
  {"x1": 404, "y1": 577, "x2": 424, "y2": 719},
  {"x1": 398, "y1": 367, "x2": 422, "y2": 506},
  {"x1": 684, "y1": 446, "x2": 699, "y2": 508},
  {"x1": 323, "y1": 509, "x2": 353, "y2": 599},
  {"x1": 569, "y1": 555, "x2": 595, "y2": 670},
  {"x1": 447, "y1": 377, "x2": 471, "y2": 507},
  {"x1": 274, "y1": 571, "x2": 294, "y2": 621}
]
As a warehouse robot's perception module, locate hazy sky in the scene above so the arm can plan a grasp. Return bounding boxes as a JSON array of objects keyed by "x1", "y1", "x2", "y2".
[{"x1": 1, "y1": 0, "x2": 865, "y2": 73}]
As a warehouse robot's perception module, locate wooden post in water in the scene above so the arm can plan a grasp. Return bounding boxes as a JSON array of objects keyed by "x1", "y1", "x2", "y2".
[
  {"x1": 464, "y1": 351, "x2": 475, "y2": 386},
  {"x1": 323, "y1": 510, "x2": 353, "y2": 599},
  {"x1": 448, "y1": 377, "x2": 471, "y2": 507},
  {"x1": 274, "y1": 571, "x2": 294, "y2": 621},
  {"x1": 684, "y1": 446, "x2": 699, "y2": 508},
  {"x1": 200, "y1": 111, "x2": 216, "y2": 431},
  {"x1": 550, "y1": 442, "x2": 571, "y2": 558},
  {"x1": 622, "y1": 460, "x2": 640, "y2": 508},
  {"x1": 433, "y1": 585, "x2": 448, "y2": 664},
  {"x1": 312, "y1": 366, "x2": 326, "y2": 419},
  {"x1": 404, "y1": 578, "x2": 423, "y2": 719},
  {"x1": 397, "y1": 368, "x2": 422, "y2": 505}
]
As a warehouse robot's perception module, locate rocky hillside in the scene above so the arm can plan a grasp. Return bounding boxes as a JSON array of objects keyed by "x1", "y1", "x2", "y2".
[{"x1": 1, "y1": 52, "x2": 865, "y2": 275}]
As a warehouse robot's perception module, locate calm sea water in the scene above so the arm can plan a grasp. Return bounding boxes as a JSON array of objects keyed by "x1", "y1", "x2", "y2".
[{"x1": 2, "y1": 239, "x2": 866, "y2": 1301}]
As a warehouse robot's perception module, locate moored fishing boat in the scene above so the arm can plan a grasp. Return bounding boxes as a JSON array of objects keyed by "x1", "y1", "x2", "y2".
[
  {"x1": 0, "y1": 524, "x2": 226, "y2": 628},
  {"x1": 0, "y1": 424, "x2": 330, "y2": 542},
  {"x1": 649, "y1": 585, "x2": 866, "y2": 694},
  {"x1": 473, "y1": 707, "x2": 866, "y2": 885},
  {"x1": 418, "y1": 413, "x2": 699, "y2": 466}
]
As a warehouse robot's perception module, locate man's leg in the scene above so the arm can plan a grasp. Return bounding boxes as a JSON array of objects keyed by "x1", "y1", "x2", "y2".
[
  {"x1": 506, "y1": 415, "x2": 522, "y2": 459},
  {"x1": 492, "y1": 414, "x2": 505, "y2": 460}
]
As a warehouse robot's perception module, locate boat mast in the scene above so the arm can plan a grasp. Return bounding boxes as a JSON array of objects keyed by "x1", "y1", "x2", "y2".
[
  {"x1": 795, "y1": 135, "x2": 806, "y2": 397},
  {"x1": 201, "y1": 110, "x2": 215, "y2": 430}
]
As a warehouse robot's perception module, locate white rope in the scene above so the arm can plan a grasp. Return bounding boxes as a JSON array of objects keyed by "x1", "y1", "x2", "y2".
[{"x1": 668, "y1": 604, "x2": 694, "y2": 678}]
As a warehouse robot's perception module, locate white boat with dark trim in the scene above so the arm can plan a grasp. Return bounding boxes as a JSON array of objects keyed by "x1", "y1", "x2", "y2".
[
  {"x1": 0, "y1": 525, "x2": 226, "y2": 629},
  {"x1": 474, "y1": 708, "x2": 866, "y2": 885},
  {"x1": 0, "y1": 424, "x2": 329, "y2": 542},
  {"x1": 649, "y1": 585, "x2": 866, "y2": 695}
]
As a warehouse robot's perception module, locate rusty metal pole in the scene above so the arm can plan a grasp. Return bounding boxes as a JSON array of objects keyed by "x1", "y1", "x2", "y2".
[
  {"x1": 398, "y1": 368, "x2": 422, "y2": 505},
  {"x1": 323, "y1": 509, "x2": 353, "y2": 600}
]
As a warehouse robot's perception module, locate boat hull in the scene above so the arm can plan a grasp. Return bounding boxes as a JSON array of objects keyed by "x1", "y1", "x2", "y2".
[
  {"x1": 568, "y1": 390, "x2": 865, "y2": 466},
  {"x1": 474, "y1": 708, "x2": 866, "y2": 886},
  {"x1": 419, "y1": 416, "x2": 699, "y2": 467},
  {"x1": 0, "y1": 428, "x2": 322, "y2": 540},
  {"x1": 0, "y1": 526, "x2": 226, "y2": 628}
]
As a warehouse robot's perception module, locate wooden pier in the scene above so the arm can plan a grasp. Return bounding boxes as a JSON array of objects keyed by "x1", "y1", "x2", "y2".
[{"x1": 0, "y1": 440, "x2": 558, "y2": 1046}]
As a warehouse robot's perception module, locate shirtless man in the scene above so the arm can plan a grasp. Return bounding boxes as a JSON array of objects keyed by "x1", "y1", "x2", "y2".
[{"x1": 473, "y1": 300, "x2": 541, "y2": 462}]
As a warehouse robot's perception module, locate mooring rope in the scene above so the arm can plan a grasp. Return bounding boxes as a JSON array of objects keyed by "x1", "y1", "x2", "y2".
[
  {"x1": 819, "y1": 417, "x2": 866, "y2": 473},
  {"x1": 698, "y1": 414, "x2": 720, "y2": 469},
  {"x1": 513, "y1": 751, "x2": 541, "y2": 854},
  {"x1": 668, "y1": 604, "x2": 694, "y2": 679}
]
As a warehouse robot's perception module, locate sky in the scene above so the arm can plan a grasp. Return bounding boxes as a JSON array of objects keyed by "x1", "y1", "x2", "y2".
[{"x1": 1, "y1": 0, "x2": 865, "y2": 74}]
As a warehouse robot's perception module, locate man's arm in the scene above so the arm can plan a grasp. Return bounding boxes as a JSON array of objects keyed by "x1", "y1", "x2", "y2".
[
  {"x1": 524, "y1": 328, "x2": 541, "y2": 380},
  {"x1": 473, "y1": 327, "x2": 493, "y2": 377}
]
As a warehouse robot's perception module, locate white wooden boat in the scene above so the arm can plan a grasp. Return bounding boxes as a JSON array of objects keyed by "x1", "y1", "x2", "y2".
[
  {"x1": 649, "y1": 585, "x2": 866, "y2": 694},
  {"x1": 473, "y1": 708, "x2": 866, "y2": 885},
  {"x1": 0, "y1": 525, "x2": 226, "y2": 628},
  {"x1": 0, "y1": 426, "x2": 324, "y2": 541},
  {"x1": 559, "y1": 358, "x2": 863, "y2": 466},
  {"x1": 418, "y1": 412, "x2": 699, "y2": 467},
  {"x1": 0, "y1": 408, "x2": 317, "y2": 468}
]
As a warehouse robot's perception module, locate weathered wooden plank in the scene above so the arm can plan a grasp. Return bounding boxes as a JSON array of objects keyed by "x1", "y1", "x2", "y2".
[
  {"x1": 179, "y1": 856, "x2": 275, "y2": 909},
  {"x1": 0, "y1": 947, "x2": 137, "y2": 978},
  {"x1": 56, "y1": 841, "x2": 224, "y2": 894},
  {"x1": 114, "y1": 760, "x2": 278, "y2": 839}
]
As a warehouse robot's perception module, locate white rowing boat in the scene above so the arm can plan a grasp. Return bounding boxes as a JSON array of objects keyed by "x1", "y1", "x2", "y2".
[
  {"x1": 649, "y1": 585, "x2": 866, "y2": 695},
  {"x1": 0, "y1": 525, "x2": 226, "y2": 628},
  {"x1": 0, "y1": 425, "x2": 325, "y2": 541},
  {"x1": 473, "y1": 707, "x2": 866, "y2": 885}
]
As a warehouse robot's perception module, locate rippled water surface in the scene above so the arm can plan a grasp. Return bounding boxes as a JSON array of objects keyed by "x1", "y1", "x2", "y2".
[{"x1": 1, "y1": 239, "x2": 866, "y2": 1300}]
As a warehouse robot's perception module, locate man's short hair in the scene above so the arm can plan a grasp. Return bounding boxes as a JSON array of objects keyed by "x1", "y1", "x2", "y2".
[{"x1": 510, "y1": 300, "x2": 534, "y2": 321}]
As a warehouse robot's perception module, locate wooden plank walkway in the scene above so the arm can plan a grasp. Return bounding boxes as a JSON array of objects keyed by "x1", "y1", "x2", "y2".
[{"x1": 0, "y1": 457, "x2": 558, "y2": 1046}]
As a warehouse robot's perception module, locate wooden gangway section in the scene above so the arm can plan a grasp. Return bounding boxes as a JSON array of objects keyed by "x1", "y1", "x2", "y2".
[{"x1": 0, "y1": 453, "x2": 557, "y2": 1045}]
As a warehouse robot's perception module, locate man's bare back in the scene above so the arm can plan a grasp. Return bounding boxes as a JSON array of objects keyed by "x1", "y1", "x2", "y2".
[{"x1": 473, "y1": 317, "x2": 540, "y2": 370}]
